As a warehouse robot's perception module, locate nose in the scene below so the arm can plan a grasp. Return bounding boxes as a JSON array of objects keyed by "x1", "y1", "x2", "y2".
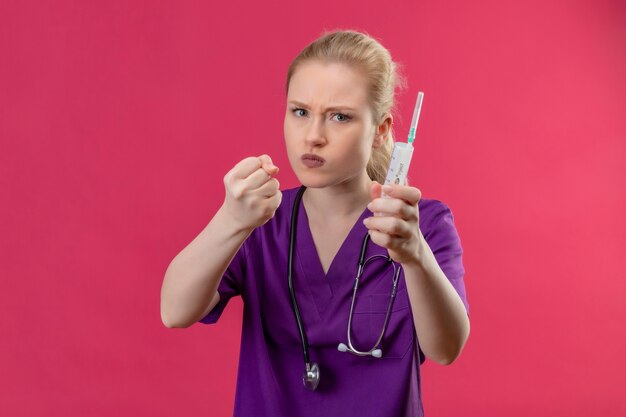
[{"x1": 304, "y1": 115, "x2": 327, "y2": 147}]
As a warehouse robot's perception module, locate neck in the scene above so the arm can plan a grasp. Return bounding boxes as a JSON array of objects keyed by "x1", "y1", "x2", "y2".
[{"x1": 302, "y1": 175, "x2": 373, "y2": 221}]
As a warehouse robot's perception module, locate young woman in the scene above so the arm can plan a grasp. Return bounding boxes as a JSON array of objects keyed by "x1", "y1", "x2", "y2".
[{"x1": 161, "y1": 29, "x2": 470, "y2": 417}]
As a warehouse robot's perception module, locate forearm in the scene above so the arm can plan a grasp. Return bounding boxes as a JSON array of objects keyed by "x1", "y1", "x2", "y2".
[
  {"x1": 403, "y1": 231, "x2": 470, "y2": 365},
  {"x1": 160, "y1": 204, "x2": 253, "y2": 328}
]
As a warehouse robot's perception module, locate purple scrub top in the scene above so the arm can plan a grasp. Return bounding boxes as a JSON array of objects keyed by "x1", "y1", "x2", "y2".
[{"x1": 199, "y1": 186, "x2": 469, "y2": 417}]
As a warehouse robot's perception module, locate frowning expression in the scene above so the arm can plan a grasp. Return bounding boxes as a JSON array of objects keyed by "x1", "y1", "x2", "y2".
[{"x1": 284, "y1": 60, "x2": 379, "y2": 188}]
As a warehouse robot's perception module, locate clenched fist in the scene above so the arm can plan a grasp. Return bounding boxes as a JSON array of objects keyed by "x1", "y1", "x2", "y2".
[{"x1": 221, "y1": 154, "x2": 282, "y2": 231}]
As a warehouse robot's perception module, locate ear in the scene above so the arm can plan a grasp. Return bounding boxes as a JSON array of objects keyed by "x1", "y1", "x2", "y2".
[{"x1": 373, "y1": 113, "x2": 393, "y2": 148}]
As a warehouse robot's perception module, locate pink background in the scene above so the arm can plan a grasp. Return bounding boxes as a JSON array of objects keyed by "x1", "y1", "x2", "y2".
[{"x1": 2, "y1": 0, "x2": 625, "y2": 416}]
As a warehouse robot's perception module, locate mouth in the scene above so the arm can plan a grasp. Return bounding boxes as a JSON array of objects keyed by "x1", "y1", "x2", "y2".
[{"x1": 301, "y1": 153, "x2": 326, "y2": 168}]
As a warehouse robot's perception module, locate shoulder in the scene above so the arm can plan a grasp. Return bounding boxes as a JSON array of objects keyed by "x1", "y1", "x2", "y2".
[
  {"x1": 417, "y1": 197, "x2": 462, "y2": 243},
  {"x1": 418, "y1": 197, "x2": 454, "y2": 227}
]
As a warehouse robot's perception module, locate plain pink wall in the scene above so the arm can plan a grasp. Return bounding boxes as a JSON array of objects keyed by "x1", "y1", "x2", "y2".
[{"x1": 1, "y1": 0, "x2": 625, "y2": 416}]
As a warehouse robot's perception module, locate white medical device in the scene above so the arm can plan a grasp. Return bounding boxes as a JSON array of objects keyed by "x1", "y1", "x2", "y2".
[{"x1": 381, "y1": 92, "x2": 424, "y2": 198}]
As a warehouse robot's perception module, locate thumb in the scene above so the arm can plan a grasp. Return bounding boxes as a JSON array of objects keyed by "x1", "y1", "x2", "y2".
[
  {"x1": 370, "y1": 180, "x2": 382, "y2": 200},
  {"x1": 258, "y1": 154, "x2": 279, "y2": 175}
]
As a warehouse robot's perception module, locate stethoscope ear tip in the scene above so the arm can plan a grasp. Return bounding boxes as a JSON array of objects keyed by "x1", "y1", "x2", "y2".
[{"x1": 338, "y1": 343, "x2": 383, "y2": 358}]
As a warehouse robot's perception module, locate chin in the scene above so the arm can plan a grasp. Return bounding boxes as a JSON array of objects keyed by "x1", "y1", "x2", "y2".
[
  {"x1": 297, "y1": 174, "x2": 362, "y2": 191},
  {"x1": 297, "y1": 178, "x2": 328, "y2": 189},
  {"x1": 294, "y1": 171, "x2": 331, "y2": 189}
]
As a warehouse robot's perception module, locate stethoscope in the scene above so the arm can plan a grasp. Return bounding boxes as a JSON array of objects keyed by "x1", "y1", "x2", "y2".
[{"x1": 289, "y1": 185, "x2": 402, "y2": 391}]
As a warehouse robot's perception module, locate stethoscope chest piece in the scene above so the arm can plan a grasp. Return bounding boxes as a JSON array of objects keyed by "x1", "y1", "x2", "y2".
[{"x1": 303, "y1": 362, "x2": 320, "y2": 391}]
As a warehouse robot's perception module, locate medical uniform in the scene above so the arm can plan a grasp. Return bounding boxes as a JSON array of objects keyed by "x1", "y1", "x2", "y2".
[{"x1": 199, "y1": 186, "x2": 469, "y2": 417}]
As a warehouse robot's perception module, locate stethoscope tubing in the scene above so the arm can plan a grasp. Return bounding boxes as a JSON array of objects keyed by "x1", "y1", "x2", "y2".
[
  {"x1": 345, "y1": 252, "x2": 401, "y2": 356},
  {"x1": 288, "y1": 186, "x2": 312, "y2": 367},
  {"x1": 288, "y1": 185, "x2": 403, "y2": 390}
]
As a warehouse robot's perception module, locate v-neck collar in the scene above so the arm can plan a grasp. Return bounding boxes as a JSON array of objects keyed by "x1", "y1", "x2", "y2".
[{"x1": 293, "y1": 188, "x2": 373, "y2": 316}]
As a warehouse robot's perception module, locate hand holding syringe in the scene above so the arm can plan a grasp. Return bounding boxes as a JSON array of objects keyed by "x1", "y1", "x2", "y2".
[
  {"x1": 380, "y1": 91, "x2": 424, "y2": 199},
  {"x1": 365, "y1": 92, "x2": 429, "y2": 266}
]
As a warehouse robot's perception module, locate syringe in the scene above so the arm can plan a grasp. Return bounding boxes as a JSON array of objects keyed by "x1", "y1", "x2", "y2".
[{"x1": 380, "y1": 91, "x2": 424, "y2": 199}]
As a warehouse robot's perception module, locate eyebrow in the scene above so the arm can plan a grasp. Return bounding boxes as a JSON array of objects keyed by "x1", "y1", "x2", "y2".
[{"x1": 287, "y1": 100, "x2": 358, "y2": 112}]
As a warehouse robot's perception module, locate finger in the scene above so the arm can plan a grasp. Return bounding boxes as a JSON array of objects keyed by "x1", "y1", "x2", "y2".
[
  {"x1": 256, "y1": 177, "x2": 280, "y2": 198},
  {"x1": 258, "y1": 154, "x2": 273, "y2": 166},
  {"x1": 363, "y1": 216, "x2": 412, "y2": 238},
  {"x1": 367, "y1": 229, "x2": 404, "y2": 249},
  {"x1": 263, "y1": 164, "x2": 279, "y2": 175},
  {"x1": 370, "y1": 181, "x2": 386, "y2": 217},
  {"x1": 227, "y1": 157, "x2": 265, "y2": 180},
  {"x1": 242, "y1": 165, "x2": 276, "y2": 191},
  {"x1": 270, "y1": 188, "x2": 283, "y2": 207},
  {"x1": 381, "y1": 184, "x2": 421, "y2": 206},
  {"x1": 367, "y1": 198, "x2": 417, "y2": 221}
]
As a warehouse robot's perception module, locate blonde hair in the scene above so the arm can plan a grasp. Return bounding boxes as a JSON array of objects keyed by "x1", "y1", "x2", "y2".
[{"x1": 285, "y1": 29, "x2": 408, "y2": 184}]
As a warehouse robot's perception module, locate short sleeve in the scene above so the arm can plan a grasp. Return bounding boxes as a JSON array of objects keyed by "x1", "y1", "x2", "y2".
[
  {"x1": 198, "y1": 237, "x2": 249, "y2": 324},
  {"x1": 424, "y1": 202, "x2": 470, "y2": 317}
]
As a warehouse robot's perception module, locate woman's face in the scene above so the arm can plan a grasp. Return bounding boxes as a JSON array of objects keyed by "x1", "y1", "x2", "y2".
[{"x1": 284, "y1": 60, "x2": 387, "y2": 189}]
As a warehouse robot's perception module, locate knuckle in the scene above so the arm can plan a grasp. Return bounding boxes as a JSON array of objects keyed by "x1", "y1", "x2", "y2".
[
  {"x1": 244, "y1": 156, "x2": 261, "y2": 170},
  {"x1": 395, "y1": 219, "x2": 406, "y2": 234},
  {"x1": 231, "y1": 185, "x2": 244, "y2": 199}
]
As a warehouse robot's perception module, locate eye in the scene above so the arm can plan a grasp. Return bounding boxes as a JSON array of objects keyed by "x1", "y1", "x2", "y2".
[
  {"x1": 292, "y1": 108, "x2": 307, "y2": 117},
  {"x1": 332, "y1": 113, "x2": 352, "y2": 123}
]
